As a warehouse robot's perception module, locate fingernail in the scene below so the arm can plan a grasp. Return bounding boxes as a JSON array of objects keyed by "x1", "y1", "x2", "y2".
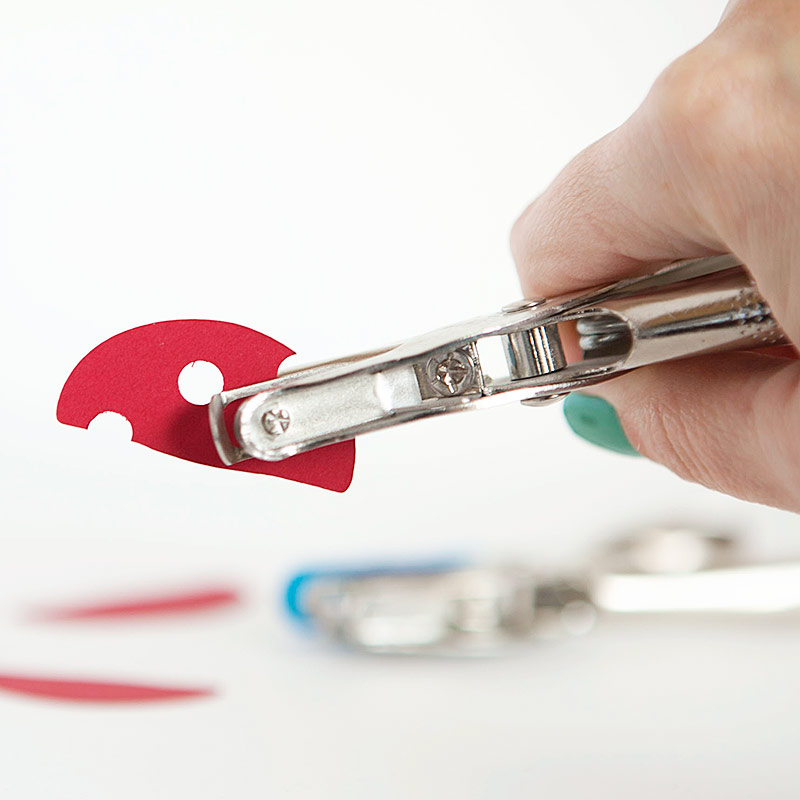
[{"x1": 563, "y1": 394, "x2": 639, "y2": 456}]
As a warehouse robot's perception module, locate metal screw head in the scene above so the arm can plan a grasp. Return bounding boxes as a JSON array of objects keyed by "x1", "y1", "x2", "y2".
[
  {"x1": 261, "y1": 408, "x2": 291, "y2": 436},
  {"x1": 427, "y1": 350, "x2": 475, "y2": 397}
]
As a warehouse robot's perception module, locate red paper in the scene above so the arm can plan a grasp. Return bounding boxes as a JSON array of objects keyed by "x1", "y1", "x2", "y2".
[
  {"x1": 57, "y1": 320, "x2": 355, "y2": 492},
  {"x1": 0, "y1": 673, "x2": 212, "y2": 703},
  {"x1": 35, "y1": 587, "x2": 240, "y2": 622}
]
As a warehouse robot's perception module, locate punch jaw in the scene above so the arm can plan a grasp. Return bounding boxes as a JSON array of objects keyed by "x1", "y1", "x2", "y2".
[
  {"x1": 236, "y1": 363, "x2": 437, "y2": 462},
  {"x1": 231, "y1": 333, "x2": 565, "y2": 462},
  {"x1": 209, "y1": 255, "x2": 785, "y2": 466},
  {"x1": 211, "y1": 322, "x2": 572, "y2": 463}
]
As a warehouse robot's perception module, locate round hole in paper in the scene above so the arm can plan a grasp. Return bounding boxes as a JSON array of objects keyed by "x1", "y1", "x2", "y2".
[
  {"x1": 87, "y1": 411, "x2": 134, "y2": 442},
  {"x1": 178, "y1": 361, "x2": 225, "y2": 405}
]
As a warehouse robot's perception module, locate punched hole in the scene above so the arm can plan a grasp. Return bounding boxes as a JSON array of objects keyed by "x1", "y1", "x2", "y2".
[
  {"x1": 178, "y1": 361, "x2": 224, "y2": 405},
  {"x1": 87, "y1": 411, "x2": 134, "y2": 442}
]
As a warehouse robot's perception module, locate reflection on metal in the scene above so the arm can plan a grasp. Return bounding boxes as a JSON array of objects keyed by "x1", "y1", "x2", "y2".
[{"x1": 291, "y1": 527, "x2": 800, "y2": 656}]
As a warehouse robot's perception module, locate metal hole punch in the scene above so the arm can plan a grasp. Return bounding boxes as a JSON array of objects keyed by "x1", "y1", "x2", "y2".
[
  {"x1": 285, "y1": 527, "x2": 800, "y2": 656},
  {"x1": 209, "y1": 255, "x2": 786, "y2": 464}
]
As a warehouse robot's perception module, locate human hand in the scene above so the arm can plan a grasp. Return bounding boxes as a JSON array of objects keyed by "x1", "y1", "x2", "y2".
[{"x1": 511, "y1": 0, "x2": 800, "y2": 511}]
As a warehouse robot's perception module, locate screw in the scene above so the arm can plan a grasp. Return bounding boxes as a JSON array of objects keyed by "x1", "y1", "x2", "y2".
[
  {"x1": 262, "y1": 408, "x2": 290, "y2": 436},
  {"x1": 427, "y1": 350, "x2": 475, "y2": 397}
]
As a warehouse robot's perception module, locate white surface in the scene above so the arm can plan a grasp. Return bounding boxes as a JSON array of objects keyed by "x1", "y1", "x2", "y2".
[{"x1": 2, "y1": 1, "x2": 800, "y2": 798}]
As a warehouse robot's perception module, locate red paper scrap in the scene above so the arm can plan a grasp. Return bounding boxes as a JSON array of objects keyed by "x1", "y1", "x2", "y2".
[
  {"x1": 35, "y1": 587, "x2": 240, "y2": 622},
  {"x1": 57, "y1": 320, "x2": 355, "y2": 492},
  {"x1": 0, "y1": 673, "x2": 212, "y2": 703}
]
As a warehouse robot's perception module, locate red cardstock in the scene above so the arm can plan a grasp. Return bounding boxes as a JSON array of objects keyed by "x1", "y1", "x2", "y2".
[
  {"x1": 0, "y1": 673, "x2": 212, "y2": 703},
  {"x1": 34, "y1": 587, "x2": 241, "y2": 622},
  {"x1": 57, "y1": 320, "x2": 355, "y2": 492}
]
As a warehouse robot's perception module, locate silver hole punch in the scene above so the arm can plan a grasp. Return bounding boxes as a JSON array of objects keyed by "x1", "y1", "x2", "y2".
[
  {"x1": 209, "y1": 255, "x2": 786, "y2": 464},
  {"x1": 288, "y1": 527, "x2": 800, "y2": 656}
]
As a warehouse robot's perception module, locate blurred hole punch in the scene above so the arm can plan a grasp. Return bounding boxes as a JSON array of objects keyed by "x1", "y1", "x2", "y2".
[{"x1": 284, "y1": 527, "x2": 800, "y2": 656}]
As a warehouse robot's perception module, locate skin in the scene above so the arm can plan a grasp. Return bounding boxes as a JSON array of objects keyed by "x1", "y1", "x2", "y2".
[{"x1": 511, "y1": 0, "x2": 800, "y2": 511}]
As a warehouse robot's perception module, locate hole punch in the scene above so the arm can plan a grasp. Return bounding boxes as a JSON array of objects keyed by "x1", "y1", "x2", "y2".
[
  {"x1": 209, "y1": 255, "x2": 786, "y2": 463},
  {"x1": 178, "y1": 361, "x2": 224, "y2": 406}
]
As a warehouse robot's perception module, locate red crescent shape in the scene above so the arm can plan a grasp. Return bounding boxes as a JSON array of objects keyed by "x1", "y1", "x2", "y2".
[
  {"x1": 57, "y1": 320, "x2": 355, "y2": 492},
  {"x1": 34, "y1": 587, "x2": 241, "y2": 621},
  {"x1": 0, "y1": 673, "x2": 212, "y2": 703}
]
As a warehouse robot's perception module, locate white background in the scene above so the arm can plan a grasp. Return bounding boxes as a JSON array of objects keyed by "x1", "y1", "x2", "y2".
[{"x1": 2, "y1": 1, "x2": 800, "y2": 797}]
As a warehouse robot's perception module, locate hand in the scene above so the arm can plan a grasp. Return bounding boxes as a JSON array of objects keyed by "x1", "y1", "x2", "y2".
[{"x1": 511, "y1": 0, "x2": 800, "y2": 511}]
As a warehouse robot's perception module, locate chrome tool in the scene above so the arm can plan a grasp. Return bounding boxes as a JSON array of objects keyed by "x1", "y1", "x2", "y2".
[
  {"x1": 285, "y1": 526, "x2": 800, "y2": 655},
  {"x1": 210, "y1": 255, "x2": 785, "y2": 464}
]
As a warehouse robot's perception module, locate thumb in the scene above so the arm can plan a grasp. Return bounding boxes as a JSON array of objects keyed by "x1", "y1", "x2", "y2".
[{"x1": 564, "y1": 353, "x2": 800, "y2": 511}]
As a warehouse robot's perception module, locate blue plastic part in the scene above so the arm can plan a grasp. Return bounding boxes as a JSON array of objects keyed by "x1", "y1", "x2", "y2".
[
  {"x1": 283, "y1": 559, "x2": 467, "y2": 625},
  {"x1": 284, "y1": 571, "x2": 319, "y2": 624}
]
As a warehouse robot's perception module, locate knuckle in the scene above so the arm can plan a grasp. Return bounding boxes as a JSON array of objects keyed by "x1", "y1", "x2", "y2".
[
  {"x1": 650, "y1": 36, "x2": 800, "y2": 163},
  {"x1": 644, "y1": 33, "x2": 800, "y2": 235},
  {"x1": 650, "y1": 48, "x2": 744, "y2": 156}
]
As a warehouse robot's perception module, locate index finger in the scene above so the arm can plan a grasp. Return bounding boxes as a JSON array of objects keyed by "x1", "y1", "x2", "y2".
[{"x1": 510, "y1": 103, "x2": 721, "y2": 298}]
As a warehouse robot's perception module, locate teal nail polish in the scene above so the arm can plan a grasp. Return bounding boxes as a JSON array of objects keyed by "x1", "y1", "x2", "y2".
[{"x1": 563, "y1": 394, "x2": 639, "y2": 456}]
